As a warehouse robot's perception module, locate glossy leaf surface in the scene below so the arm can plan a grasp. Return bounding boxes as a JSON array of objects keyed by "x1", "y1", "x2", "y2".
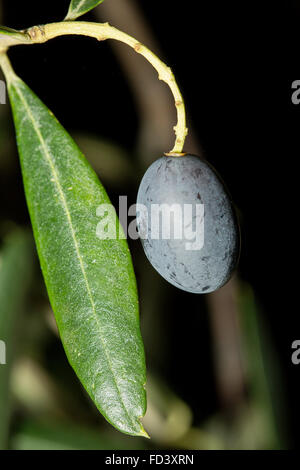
[
  {"x1": 6, "y1": 75, "x2": 147, "y2": 437},
  {"x1": 65, "y1": 0, "x2": 105, "y2": 21}
]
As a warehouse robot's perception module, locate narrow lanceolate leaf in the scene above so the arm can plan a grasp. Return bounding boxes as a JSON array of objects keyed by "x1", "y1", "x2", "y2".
[
  {"x1": 65, "y1": 0, "x2": 105, "y2": 21},
  {"x1": 6, "y1": 74, "x2": 147, "y2": 437}
]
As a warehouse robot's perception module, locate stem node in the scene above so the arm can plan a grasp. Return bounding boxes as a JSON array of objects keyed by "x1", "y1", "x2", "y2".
[{"x1": 134, "y1": 42, "x2": 142, "y2": 53}]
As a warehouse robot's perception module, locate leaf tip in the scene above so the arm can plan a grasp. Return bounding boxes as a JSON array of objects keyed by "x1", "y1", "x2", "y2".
[{"x1": 138, "y1": 424, "x2": 150, "y2": 439}]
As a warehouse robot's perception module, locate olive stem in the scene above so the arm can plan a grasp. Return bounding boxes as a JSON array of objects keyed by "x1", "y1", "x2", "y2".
[{"x1": 21, "y1": 21, "x2": 187, "y2": 154}]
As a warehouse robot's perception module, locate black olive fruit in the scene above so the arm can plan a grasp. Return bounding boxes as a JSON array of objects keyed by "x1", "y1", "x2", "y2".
[{"x1": 136, "y1": 154, "x2": 240, "y2": 293}]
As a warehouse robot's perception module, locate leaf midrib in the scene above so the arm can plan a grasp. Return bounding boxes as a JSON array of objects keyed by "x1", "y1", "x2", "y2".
[
  {"x1": 73, "y1": 0, "x2": 86, "y2": 14},
  {"x1": 12, "y1": 79, "x2": 138, "y2": 431},
  {"x1": 69, "y1": 0, "x2": 88, "y2": 18}
]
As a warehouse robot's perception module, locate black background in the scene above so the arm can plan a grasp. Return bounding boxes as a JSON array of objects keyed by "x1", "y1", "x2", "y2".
[{"x1": 1, "y1": 0, "x2": 299, "y2": 448}]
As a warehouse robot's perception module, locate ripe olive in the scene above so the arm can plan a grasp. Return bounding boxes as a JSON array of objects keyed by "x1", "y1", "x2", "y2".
[{"x1": 136, "y1": 154, "x2": 240, "y2": 293}]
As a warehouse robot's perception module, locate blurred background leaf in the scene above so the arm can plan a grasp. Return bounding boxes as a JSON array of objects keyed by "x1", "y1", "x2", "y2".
[{"x1": 0, "y1": 229, "x2": 34, "y2": 449}]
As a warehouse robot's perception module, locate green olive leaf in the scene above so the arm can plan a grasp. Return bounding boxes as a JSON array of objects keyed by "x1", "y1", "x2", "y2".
[
  {"x1": 65, "y1": 0, "x2": 105, "y2": 21},
  {"x1": 6, "y1": 74, "x2": 148, "y2": 437},
  {"x1": 0, "y1": 25, "x2": 32, "y2": 47}
]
